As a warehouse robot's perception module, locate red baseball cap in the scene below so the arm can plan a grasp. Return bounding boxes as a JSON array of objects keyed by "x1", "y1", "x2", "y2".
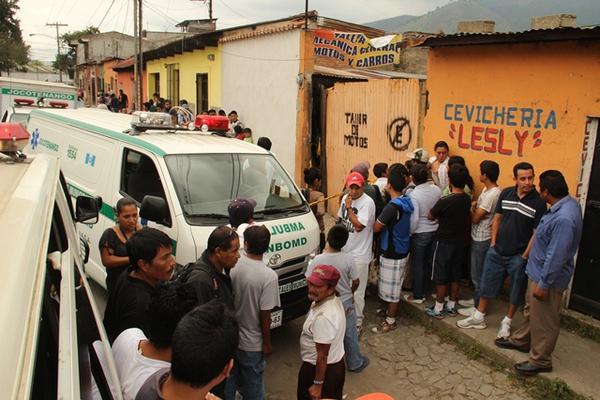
[
  {"x1": 345, "y1": 171, "x2": 365, "y2": 188},
  {"x1": 307, "y1": 264, "x2": 341, "y2": 287}
]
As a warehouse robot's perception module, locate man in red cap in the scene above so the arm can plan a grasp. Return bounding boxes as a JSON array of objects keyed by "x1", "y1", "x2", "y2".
[
  {"x1": 297, "y1": 265, "x2": 346, "y2": 400},
  {"x1": 338, "y1": 171, "x2": 376, "y2": 335}
]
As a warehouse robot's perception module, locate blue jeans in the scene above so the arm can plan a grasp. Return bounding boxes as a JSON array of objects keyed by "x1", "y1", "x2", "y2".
[
  {"x1": 224, "y1": 350, "x2": 265, "y2": 400},
  {"x1": 470, "y1": 239, "x2": 491, "y2": 306},
  {"x1": 479, "y1": 246, "x2": 528, "y2": 306},
  {"x1": 343, "y1": 298, "x2": 366, "y2": 370},
  {"x1": 410, "y1": 231, "x2": 436, "y2": 299}
]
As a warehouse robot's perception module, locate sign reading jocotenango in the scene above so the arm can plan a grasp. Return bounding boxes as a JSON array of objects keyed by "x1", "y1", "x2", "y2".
[
  {"x1": 1, "y1": 87, "x2": 76, "y2": 100},
  {"x1": 313, "y1": 29, "x2": 403, "y2": 68}
]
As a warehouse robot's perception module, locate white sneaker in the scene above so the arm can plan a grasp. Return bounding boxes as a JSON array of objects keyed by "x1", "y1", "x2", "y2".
[
  {"x1": 458, "y1": 306, "x2": 475, "y2": 317},
  {"x1": 497, "y1": 317, "x2": 511, "y2": 339},
  {"x1": 457, "y1": 315, "x2": 487, "y2": 329},
  {"x1": 403, "y1": 294, "x2": 426, "y2": 304},
  {"x1": 430, "y1": 293, "x2": 450, "y2": 302},
  {"x1": 458, "y1": 298, "x2": 475, "y2": 307}
]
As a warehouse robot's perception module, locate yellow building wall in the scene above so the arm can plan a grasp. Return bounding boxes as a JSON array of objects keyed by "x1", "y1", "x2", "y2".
[
  {"x1": 423, "y1": 40, "x2": 600, "y2": 197},
  {"x1": 145, "y1": 44, "x2": 221, "y2": 109}
]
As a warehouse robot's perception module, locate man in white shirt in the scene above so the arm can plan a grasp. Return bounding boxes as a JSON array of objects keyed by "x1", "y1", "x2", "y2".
[
  {"x1": 338, "y1": 171, "x2": 376, "y2": 333},
  {"x1": 112, "y1": 282, "x2": 198, "y2": 400},
  {"x1": 457, "y1": 160, "x2": 501, "y2": 316},
  {"x1": 225, "y1": 225, "x2": 280, "y2": 400},
  {"x1": 405, "y1": 164, "x2": 442, "y2": 303}
]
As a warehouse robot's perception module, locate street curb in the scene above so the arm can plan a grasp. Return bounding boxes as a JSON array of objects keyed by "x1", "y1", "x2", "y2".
[{"x1": 399, "y1": 300, "x2": 591, "y2": 400}]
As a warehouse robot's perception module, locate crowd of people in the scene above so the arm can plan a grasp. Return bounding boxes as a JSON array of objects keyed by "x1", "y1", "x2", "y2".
[
  {"x1": 305, "y1": 140, "x2": 582, "y2": 383},
  {"x1": 95, "y1": 138, "x2": 583, "y2": 399}
]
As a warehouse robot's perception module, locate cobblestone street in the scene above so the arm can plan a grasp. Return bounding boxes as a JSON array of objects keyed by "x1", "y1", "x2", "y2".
[{"x1": 264, "y1": 297, "x2": 532, "y2": 399}]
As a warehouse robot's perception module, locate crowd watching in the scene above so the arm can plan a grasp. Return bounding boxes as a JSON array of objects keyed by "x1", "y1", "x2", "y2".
[{"x1": 95, "y1": 137, "x2": 582, "y2": 399}]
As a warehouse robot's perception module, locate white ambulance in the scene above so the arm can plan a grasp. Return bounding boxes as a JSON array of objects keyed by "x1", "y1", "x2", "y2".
[
  {"x1": 0, "y1": 77, "x2": 77, "y2": 125},
  {"x1": 0, "y1": 123, "x2": 121, "y2": 399},
  {"x1": 26, "y1": 107, "x2": 319, "y2": 325}
]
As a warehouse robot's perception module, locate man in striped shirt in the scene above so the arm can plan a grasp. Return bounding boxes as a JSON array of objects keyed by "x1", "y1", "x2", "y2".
[{"x1": 457, "y1": 162, "x2": 547, "y2": 339}]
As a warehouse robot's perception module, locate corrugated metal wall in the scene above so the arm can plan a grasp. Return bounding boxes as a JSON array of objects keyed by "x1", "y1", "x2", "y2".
[{"x1": 325, "y1": 79, "x2": 424, "y2": 214}]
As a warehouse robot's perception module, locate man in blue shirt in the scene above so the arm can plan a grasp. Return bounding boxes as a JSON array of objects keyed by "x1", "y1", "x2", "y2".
[{"x1": 495, "y1": 170, "x2": 583, "y2": 376}]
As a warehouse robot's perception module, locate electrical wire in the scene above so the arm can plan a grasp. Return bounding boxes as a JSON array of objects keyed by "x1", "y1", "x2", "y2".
[
  {"x1": 87, "y1": 1, "x2": 107, "y2": 27},
  {"x1": 121, "y1": 0, "x2": 130, "y2": 35},
  {"x1": 97, "y1": 0, "x2": 118, "y2": 29},
  {"x1": 45, "y1": 0, "x2": 58, "y2": 24},
  {"x1": 219, "y1": 48, "x2": 314, "y2": 62},
  {"x1": 143, "y1": 0, "x2": 180, "y2": 25},
  {"x1": 109, "y1": 0, "x2": 127, "y2": 32},
  {"x1": 216, "y1": 0, "x2": 254, "y2": 22}
]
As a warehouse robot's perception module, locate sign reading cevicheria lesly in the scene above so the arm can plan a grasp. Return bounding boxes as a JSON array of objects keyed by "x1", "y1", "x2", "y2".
[{"x1": 444, "y1": 103, "x2": 558, "y2": 157}]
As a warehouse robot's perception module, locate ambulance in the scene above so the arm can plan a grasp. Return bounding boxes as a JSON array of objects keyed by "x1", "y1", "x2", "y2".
[
  {"x1": 26, "y1": 108, "x2": 319, "y2": 325},
  {"x1": 0, "y1": 77, "x2": 77, "y2": 126},
  {"x1": 0, "y1": 123, "x2": 121, "y2": 399}
]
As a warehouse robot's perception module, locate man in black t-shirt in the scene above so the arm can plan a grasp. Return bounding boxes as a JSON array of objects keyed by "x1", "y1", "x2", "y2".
[
  {"x1": 104, "y1": 228, "x2": 176, "y2": 343},
  {"x1": 457, "y1": 162, "x2": 547, "y2": 340},
  {"x1": 426, "y1": 164, "x2": 472, "y2": 319}
]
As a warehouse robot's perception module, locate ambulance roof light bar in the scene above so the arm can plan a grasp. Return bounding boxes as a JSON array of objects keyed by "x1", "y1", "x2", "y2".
[{"x1": 0, "y1": 123, "x2": 30, "y2": 161}]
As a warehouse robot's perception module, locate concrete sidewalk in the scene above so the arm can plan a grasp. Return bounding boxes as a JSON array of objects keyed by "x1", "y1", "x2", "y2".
[{"x1": 400, "y1": 293, "x2": 600, "y2": 399}]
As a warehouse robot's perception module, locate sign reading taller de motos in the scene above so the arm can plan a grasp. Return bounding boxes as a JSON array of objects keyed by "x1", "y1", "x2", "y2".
[{"x1": 1, "y1": 87, "x2": 76, "y2": 100}]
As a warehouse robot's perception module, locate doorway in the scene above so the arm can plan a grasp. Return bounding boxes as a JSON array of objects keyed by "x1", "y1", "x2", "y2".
[
  {"x1": 570, "y1": 118, "x2": 600, "y2": 319},
  {"x1": 196, "y1": 73, "x2": 208, "y2": 114}
]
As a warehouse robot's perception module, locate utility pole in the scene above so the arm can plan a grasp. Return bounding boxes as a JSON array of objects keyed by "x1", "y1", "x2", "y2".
[
  {"x1": 137, "y1": 0, "x2": 143, "y2": 111},
  {"x1": 133, "y1": 0, "x2": 138, "y2": 110},
  {"x1": 191, "y1": 0, "x2": 213, "y2": 21},
  {"x1": 305, "y1": 0, "x2": 308, "y2": 30},
  {"x1": 46, "y1": 22, "x2": 68, "y2": 83}
]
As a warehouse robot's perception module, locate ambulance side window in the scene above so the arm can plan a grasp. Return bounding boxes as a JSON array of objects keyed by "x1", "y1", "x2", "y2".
[{"x1": 120, "y1": 149, "x2": 167, "y2": 203}]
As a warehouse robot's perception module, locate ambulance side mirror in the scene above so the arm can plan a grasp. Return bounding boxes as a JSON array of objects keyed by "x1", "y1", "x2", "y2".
[
  {"x1": 76, "y1": 196, "x2": 101, "y2": 224},
  {"x1": 140, "y1": 195, "x2": 171, "y2": 227}
]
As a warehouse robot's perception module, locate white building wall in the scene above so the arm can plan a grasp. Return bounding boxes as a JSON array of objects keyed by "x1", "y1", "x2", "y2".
[{"x1": 221, "y1": 30, "x2": 300, "y2": 178}]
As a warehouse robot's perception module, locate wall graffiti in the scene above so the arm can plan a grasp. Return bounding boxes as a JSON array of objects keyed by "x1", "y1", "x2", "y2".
[
  {"x1": 388, "y1": 117, "x2": 412, "y2": 151},
  {"x1": 444, "y1": 103, "x2": 558, "y2": 157},
  {"x1": 343, "y1": 112, "x2": 368, "y2": 148},
  {"x1": 576, "y1": 119, "x2": 596, "y2": 199}
]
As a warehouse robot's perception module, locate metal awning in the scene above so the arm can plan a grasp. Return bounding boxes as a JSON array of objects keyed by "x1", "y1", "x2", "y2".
[{"x1": 313, "y1": 65, "x2": 426, "y2": 80}]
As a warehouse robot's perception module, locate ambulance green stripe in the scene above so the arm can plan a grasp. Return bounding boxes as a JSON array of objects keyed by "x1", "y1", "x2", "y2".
[{"x1": 30, "y1": 109, "x2": 167, "y2": 157}]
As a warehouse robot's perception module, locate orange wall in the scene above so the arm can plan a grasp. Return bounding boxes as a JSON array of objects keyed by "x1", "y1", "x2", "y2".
[{"x1": 423, "y1": 40, "x2": 600, "y2": 196}]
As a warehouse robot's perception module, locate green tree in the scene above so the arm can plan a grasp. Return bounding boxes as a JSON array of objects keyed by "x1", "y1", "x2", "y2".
[
  {"x1": 54, "y1": 26, "x2": 99, "y2": 80},
  {"x1": 0, "y1": 0, "x2": 30, "y2": 74}
]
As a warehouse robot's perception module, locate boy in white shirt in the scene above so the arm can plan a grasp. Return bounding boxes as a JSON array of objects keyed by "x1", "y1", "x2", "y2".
[{"x1": 338, "y1": 172, "x2": 376, "y2": 334}]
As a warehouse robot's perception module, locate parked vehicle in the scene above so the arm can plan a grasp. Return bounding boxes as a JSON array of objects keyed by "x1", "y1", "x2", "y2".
[
  {"x1": 26, "y1": 108, "x2": 320, "y2": 325},
  {"x1": 0, "y1": 77, "x2": 77, "y2": 126},
  {"x1": 0, "y1": 123, "x2": 120, "y2": 399}
]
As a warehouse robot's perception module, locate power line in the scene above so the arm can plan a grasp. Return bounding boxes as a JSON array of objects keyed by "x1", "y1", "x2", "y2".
[
  {"x1": 143, "y1": 0, "x2": 180, "y2": 25},
  {"x1": 87, "y1": 1, "x2": 106, "y2": 27},
  {"x1": 216, "y1": 0, "x2": 253, "y2": 22},
  {"x1": 122, "y1": 0, "x2": 131, "y2": 34},
  {"x1": 98, "y1": 0, "x2": 118, "y2": 29}
]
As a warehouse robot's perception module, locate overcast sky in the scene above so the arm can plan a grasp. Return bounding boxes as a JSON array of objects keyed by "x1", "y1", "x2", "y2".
[{"x1": 19, "y1": 0, "x2": 450, "y2": 61}]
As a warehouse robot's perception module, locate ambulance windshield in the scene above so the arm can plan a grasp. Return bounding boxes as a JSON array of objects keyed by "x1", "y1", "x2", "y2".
[{"x1": 165, "y1": 153, "x2": 309, "y2": 224}]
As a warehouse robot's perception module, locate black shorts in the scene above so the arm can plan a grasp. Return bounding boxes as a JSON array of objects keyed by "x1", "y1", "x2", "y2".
[{"x1": 432, "y1": 239, "x2": 465, "y2": 285}]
